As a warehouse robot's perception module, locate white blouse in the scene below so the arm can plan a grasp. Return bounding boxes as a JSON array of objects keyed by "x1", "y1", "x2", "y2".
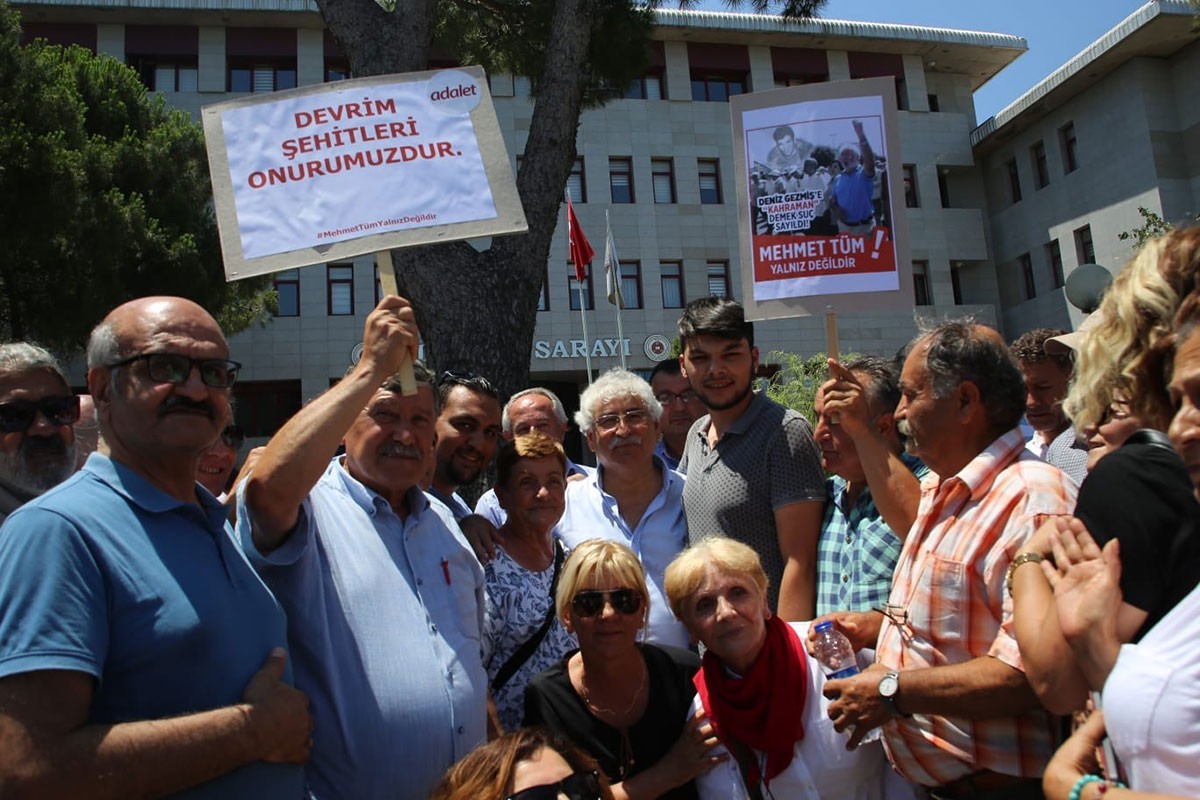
[
  {"x1": 694, "y1": 622, "x2": 921, "y2": 800},
  {"x1": 1103, "y1": 580, "x2": 1200, "y2": 796}
]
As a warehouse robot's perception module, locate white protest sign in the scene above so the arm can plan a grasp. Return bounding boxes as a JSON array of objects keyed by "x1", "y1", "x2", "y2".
[
  {"x1": 203, "y1": 67, "x2": 526, "y2": 280},
  {"x1": 731, "y1": 77, "x2": 913, "y2": 321}
]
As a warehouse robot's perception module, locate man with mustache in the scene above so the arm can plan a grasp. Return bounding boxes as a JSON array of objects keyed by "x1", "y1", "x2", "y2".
[
  {"x1": 0, "y1": 297, "x2": 311, "y2": 797},
  {"x1": 237, "y1": 296, "x2": 488, "y2": 800},
  {"x1": 0, "y1": 343, "x2": 79, "y2": 523},
  {"x1": 428, "y1": 371, "x2": 502, "y2": 520},
  {"x1": 822, "y1": 321, "x2": 1075, "y2": 797},
  {"x1": 1012, "y1": 328, "x2": 1088, "y2": 485},
  {"x1": 648, "y1": 358, "x2": 703, "y2": 474},
  {"x1": 557, "y1": 368, "x2": 690, "y2": 648},
  {"x1": 676, "y1": 297, "x2": 825, "y2": 621}
]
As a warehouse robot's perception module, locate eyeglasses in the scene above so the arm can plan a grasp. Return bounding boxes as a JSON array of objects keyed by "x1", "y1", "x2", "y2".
[
  {"x1": 654, "y1": 390, "x2": 699, "y2": 405},
  {"x1": 0, "y1": 395, "x2": 81, "y2": 433},
  {"x1": 506, "y1": 770, "x2": 602, "y2": 800},
  {"x1": 874, "y1": 603, "x2": 909, "y2": 628},
  {"x1": 220, "y1": 425, "x2": 245, "y2": 449},
  {"x1": 593, "y1": 409, "x2": 650, "y2": 433},
  {"x1": 107, "y1": 353, "x2": 241, "y2": 388},
  {"x1": 572, "y1": 588, "x2": 642, "y2": 618}
]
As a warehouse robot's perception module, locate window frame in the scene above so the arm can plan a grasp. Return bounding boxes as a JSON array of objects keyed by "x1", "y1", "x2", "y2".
[
  {"x1": 568, "y1": 263, "x2": 594, "y2": 311},
  {"x1": 326, "y1": 263, "x2": 355, "y2": 316},
  {"x1": 902, "y1": 164, "x2": 919, "y2": 208},
  {"x1": 660, "y1": 260, "x2": 685, "y2": 309},
  {"x1": 1046, "y1": 241, "x2": 1065, "y2": 289},
  {"x1": 1031, "y1": 141, "x2": 1049, "y2": 190},
  {"x1": 1006, "y1": 158, "x2": 1022, "y2": 204},
  {"x1": 651, "y1": 158, "x2": 676, "y2": 204},
  {"x1": 1074, "y1": 225, "x2": 1096, "y2": 265},
  {"x1": 1019, "y1": 253, "x2": 1036, "y2": 300},
  {"x1": 608, "y1": 157, "x2": 635, "y2": 204},
  {"x1": 618, "y1": 260, "x2": 643, "y2": 309},
  {"x1": 1060, "y1": 122, "x2": 1078, "y2": 174},
  {"x1": 690, "y1": 72, "x2": 747, "y2": 102},
  {"x1": 913, "y1": 260, "x2": 932, "y2": 306},
  {"x1": 706, "y1": 260, "x2": 731, "y2": 298},
  {"x1": 567, "y1": 157, "x2": 587, "y2": 203},
  {"x1": 273, "y1": 269, "x2": 300, "y2": 317},
  {"x1": 698, "y1": 159, "x2": 722, "y2": 205}
]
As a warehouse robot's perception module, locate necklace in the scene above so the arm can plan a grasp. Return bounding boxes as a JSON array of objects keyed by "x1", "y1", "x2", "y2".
[{"x1": 577, "y1": 658, "x2": 648, "y2": 720}]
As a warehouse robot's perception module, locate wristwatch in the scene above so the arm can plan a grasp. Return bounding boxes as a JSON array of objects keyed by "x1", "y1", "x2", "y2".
[{"x1": 878, "y1": 670, "x2": 905, "y2": 717}]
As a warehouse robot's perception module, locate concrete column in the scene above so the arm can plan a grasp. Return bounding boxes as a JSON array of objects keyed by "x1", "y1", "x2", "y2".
[
  {"x1": 198, "y1": 27, "x2": 225, "y2": 93},
  {"x1": 96, "y1": 24, "x2": 124, "y2": 61},
  {"x1": 826, "y1": 50, "x2": 850, "y2": 81},
  {"x1": 663, "y1": 40, "x2": 690, "y2": 101},
  {"x1": 902, "y1": 54, "x2": 930, "y2": 112},
  {"x1": 748, "y1": 45, "x2": 773, "y2": 92},
  {"x1": 297, "y1": 28, "x2": 324, "y2": 86}
]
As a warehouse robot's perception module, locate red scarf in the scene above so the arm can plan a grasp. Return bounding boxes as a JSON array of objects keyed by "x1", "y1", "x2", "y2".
[{"x1": 693, "y1": 615, "x2": 808, "y2": 788}]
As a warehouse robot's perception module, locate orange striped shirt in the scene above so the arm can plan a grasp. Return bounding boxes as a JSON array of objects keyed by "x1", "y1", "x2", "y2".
[{"x1": 876, "y1": 429, "x2": 1077, "y2": 786}]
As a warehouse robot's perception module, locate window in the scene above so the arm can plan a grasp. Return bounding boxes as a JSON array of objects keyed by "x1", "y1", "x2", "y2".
[
  {"x1": 513, "y1": 76, "x2": 533, "y2": 97},
  {"x1": 690, "y1": 73, "x2": 746, "y2": 102},
  {"x1": 618, "y1": 262, "x2": 643, "y2": 309},
  {"x1": 567, "y1": 157, "x2": 586, "y2": 203},
  {"x1": 937, "y1": 172, "x2": 951, "y2": 208},
  {"x1": 706, "y1": 261, "x2": 731, "y2": 298},
  {"x1": 913, "y1": 261, "x2": 932, "y2": 306},
  {"x1": 568, "y1": 264, "x2": 594, "y2": 311},
  {"x1": 1075, "y1": 225, "x2": 1095, "y2": 265},
  {"x1": 325, "y1": 61, "x2": 350, "y2": 82},
  {"x1": 902, "y1": 165, "x2": 919, "y2": 208},
  {"x1": 327, "y1": 263, "x2": 354, "y2": 316},
  {"x1": 1060, "y1": 122, "x2": 1078, "y2": 173},
  {"x1": 651, "y1": 158, "x2": 676, "y2": 204},
  {"x1": 1006, "y1": 159, "x2": 1022, "y2": 204},
  {"x1": 232, "y1": 380, "x2": 302, "y2": 438},
  {"x1": 951, "y1": 265, "x2": 964, "y2": 305},
  {"x1": 1020, "y1": 254, "x2": 1036, "y2": 300},
  {"x1": 609, "y1": 158, "x2": 634, "y2": 204},
  {"x1": 660, "y1": 261, "x2": 684, "y2": 308},
  {"x1": 229, "y1": 62, "x2": 297, "y2": 92},
  {"x1": 145, "y1": 63, "x2": 197, "y2": 92},
  {"x1": 927, "y1": 93, "x2": 940, "y2": 112},
  {"x1": 1031, "y1": 141, "x2": 1049, "y2": 189},
  {"x1": 698, "y1": 159, "x2": 722, "y2": 205},
  {"x1": 274, "y1": 269, "x2": 299, "y2": 317},
  {"x1": 537, "y1": 266, "x2": 550, "y2": 312},
  {"x1": 1046, "y1": 241, "x2": 1065, "y2": 288},
  {"x1": 373, "y1": 265, "x2": 384, "y2": 305},
  {"x1": 624, "y1": 74, "x2": 663, "y2": 100}
]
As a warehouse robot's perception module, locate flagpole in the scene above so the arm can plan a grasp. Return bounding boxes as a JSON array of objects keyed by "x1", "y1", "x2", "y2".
[
  {"x1": 607, "y1": 210, "x2": 627, "y2": 370},
  {"x1": 568, "y1": 189, "x2": 595, "y2": 385}
]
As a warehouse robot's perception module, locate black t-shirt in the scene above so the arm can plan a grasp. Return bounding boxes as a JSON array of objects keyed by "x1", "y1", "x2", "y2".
[
  {"x1": 524, "y1": 644, "x2": 700, "y2": 800},
  {"x1": 1074, "y1": 440, "x2": 1200, "y2": 641}
]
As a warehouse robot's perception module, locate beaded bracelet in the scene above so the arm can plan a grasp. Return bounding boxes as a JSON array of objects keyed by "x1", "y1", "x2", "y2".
[{"x1": 1069, "y1": 774, "x2": 1127, "y2": 800}]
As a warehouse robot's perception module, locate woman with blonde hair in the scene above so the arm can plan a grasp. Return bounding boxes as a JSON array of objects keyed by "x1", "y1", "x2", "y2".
[
  {"x1": 664, "y1": 538, "x2": 910, "y2": 800},
  {"x1": 524, "y1": 539, "x2": 721, "y2": 799},
  {"x1": 430, "y1": 726, "x2": 613, "y2": 800}
]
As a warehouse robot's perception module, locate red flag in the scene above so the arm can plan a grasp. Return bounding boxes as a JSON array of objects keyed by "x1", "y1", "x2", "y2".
[{"x1": 567, "y1": 198, "x2": 594, "y2": 281}]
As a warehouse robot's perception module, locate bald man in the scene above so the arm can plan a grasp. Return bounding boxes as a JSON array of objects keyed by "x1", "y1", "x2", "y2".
[{"x1": 0, "y1": 297, "x2": 310, "y2": 798}]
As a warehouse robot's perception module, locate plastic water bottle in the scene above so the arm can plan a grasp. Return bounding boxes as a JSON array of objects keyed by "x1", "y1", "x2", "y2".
[{"x1": 813, "y1": 620, "x2": 859, "y2": 679}]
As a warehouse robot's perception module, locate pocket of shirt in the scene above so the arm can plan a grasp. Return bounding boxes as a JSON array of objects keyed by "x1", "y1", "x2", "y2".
[{"x1": 926, "y1": 557, "x2": 965, "y2": 645}]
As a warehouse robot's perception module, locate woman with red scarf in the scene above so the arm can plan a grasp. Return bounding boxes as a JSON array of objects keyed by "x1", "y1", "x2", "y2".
[{"x1": 664, "y1": 538, "x2": 917, "y2": 800}]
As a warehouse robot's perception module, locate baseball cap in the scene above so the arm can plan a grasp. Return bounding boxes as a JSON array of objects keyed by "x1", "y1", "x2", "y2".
[{"x1": 1045, "y1": 310, "x2": 1105, "y2": 355}]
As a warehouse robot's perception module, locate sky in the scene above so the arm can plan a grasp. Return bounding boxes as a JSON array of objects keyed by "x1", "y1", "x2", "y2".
[{"x1": 701, "y1": 0, "x2": 1152, "y2": 120}]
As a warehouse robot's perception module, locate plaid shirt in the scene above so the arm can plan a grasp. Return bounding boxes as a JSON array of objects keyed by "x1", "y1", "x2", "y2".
[
  {"x1": 816, "y1": 452, "x2": 929, "y2": 616},
  {"x1": 876, "y1": 429, "x2": 1076, "y2": 786}
]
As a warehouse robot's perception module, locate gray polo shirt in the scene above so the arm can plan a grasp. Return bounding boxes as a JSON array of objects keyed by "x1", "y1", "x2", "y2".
[{"x1": 680, "y1": 391, "x2": 825, "y2": 611}]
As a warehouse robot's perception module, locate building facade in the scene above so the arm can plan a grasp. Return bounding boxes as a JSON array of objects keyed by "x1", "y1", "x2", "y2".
[{"x1": 14, "y1": 0, "x2": 1198, "y2": 444}]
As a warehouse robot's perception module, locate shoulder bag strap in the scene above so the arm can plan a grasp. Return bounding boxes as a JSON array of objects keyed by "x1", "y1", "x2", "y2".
[{"x1": 491, "y1": 539, "x2": 565, "y2": 693}]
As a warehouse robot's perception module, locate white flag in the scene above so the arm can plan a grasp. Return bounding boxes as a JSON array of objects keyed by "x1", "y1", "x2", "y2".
[{"x1": 604, "y1": 221, "x2": 624, "y2": 308}]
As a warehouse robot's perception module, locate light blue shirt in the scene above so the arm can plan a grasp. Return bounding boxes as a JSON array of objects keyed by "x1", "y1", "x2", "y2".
[
  {"x1": 0, "y1": 454, "x2": 304, "y2": 799},
  {"x1": 428, "y1": 487, "x2": 473, "y2": 521},
  {"x1": 653, "y1": 440, "x2": 683, "y2": 474},
  {"x1": 475, "y1": 457, "x2": 593, "y2": 526},
  {"x1": 238, "y1": 458, "x2": 487, "y2": 800},
  {"x1": 557, "y1": 457, "x2": 691, "y2": 649}
]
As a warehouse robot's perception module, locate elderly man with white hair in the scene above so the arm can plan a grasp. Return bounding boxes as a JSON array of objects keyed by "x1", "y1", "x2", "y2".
[{"x1": 556, "y1": 368, "x2": 690, "y2": 649}]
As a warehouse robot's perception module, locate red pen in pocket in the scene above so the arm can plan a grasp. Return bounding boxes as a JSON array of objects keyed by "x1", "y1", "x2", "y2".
[{"x1": 441, "y1": 557, "x2": 451, "y2": 585}]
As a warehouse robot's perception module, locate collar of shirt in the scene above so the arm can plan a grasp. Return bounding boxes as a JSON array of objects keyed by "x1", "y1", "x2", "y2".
[
  {"x1": 330, "y1": 457, "x2": 429, "y2": 519},
  {"x1": 920, "y1": 428, "x2": 1026, "y2": 504},
  {"x1": 86, "y1": 452, "x2": 230, "y2": 529},
  {"x1": 691, "y1": 390, "x2": 770, "y2": 450},
  {"x1": 593, "y1": 454, "x2": 679, "y2": 499}
]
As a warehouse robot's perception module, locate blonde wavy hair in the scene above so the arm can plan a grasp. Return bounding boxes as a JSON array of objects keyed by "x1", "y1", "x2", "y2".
[{"x1": 1064, "y1": 227, "x2": 1200, "y2": 432}]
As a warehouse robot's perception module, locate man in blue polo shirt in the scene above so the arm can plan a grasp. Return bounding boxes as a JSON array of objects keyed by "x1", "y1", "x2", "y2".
[
  {"x1": 0, "y1": 296, "x2": 310, "y2": 798},
  {"x1": 830, "y1": 119, "x2": 878, "y2": 235}
]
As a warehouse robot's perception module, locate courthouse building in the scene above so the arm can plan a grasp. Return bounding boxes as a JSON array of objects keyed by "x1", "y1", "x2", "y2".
[{"x1": 12, "y1": 0, "x2": 1199, "y2": 441}]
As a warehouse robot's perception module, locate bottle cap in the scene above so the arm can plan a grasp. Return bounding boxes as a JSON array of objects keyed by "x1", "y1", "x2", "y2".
[{"x1": 814, "y1": 620, "x2": 833, "y2": 633}]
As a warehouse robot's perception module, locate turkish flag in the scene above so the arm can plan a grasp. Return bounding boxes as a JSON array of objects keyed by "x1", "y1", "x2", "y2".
[{"x1": 567, "y1": 197, "x2": 594, "y2": 281}]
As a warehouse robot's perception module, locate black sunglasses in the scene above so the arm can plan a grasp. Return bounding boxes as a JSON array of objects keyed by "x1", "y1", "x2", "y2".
[
  {"x1": 220, "y1": 425, "x2": 245, "y2": 449},
  {"x1": 507, "y1": 770, "x2": 602, "y2": 800},
  {"x1": 107, "y1": 353, "x2": 242, "y2": 388},
  {"x1": 0, "y1": 395, "x2": 81, "y2": 433},
  {"x1": 571, "y1": 589, "x2": 642, "y2": 618}
]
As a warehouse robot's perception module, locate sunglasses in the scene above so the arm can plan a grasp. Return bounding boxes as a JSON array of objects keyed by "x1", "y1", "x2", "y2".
[
  {"x1": 571, "y1": 588, "x2": 642, "y2": 618},
  {"x1": 507, "y1": 770, "x2": 602, "y2": 800},
  {"x1": 107, "y1": 353, "x2": 242, "y2": 388},
  {"x1": 220, "y1": 425, "x2": 245, "y2": 449},
  {"x1": 0, "y1": 395, "x2": 81, "y2": 433}
]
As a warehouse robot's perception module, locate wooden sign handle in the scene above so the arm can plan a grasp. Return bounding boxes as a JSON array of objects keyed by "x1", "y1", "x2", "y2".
[
  {"x1": 375, "y1": 250, "x2": 417, "y2": 396},
  {"x1": 825, "y1": 306, "x2": 839, "y2": 362}
]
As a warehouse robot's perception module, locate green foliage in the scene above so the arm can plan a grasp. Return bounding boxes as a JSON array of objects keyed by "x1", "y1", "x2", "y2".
[
  {"x1": 0, "y1": 2, "x2": 274, "y2": 355},
  {"x1": 1117, "y1": 206, "x2": 1200, "y2": 250},
  {"x1": 762, "y1": 349, "x2": 859, "y2": 422}
]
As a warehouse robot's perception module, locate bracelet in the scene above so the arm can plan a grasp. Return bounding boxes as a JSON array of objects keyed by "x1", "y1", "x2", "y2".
[
  {"x1": 1005, "y1": 552, "x2": 1045, "y2": 595},
  {"x1": 1069, "y1": 775, "x2": 1104, "y2": 800}
]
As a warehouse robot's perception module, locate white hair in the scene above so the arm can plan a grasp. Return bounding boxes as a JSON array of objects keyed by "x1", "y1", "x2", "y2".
[{"x1": 574, "y1": 369, "x2": 662, "y2": 433}]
